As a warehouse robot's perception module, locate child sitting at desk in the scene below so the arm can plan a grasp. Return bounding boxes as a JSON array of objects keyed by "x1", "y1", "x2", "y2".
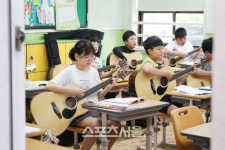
[
  {"x1": 45, "y1": 39, "x2": 121, "y2": 150},
  {"x1": 191, "y1": 37, "x2": 213, "y2": 77},
  {"x1": 83, "y1": 34, "x2": 119, "y2": 79},
  {"x1": 141, "y1": 36, "x2": 186, "y2": 115},
  {"x1": 113, "y1": 30, "x2": 137, "y2": 61},
  {"x1": 163, "y1": 27, "x2": 201, "y2": 62}
]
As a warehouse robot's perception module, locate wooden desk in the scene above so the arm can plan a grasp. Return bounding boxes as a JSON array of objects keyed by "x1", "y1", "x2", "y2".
[
  {"x1": 26, "y1": 123, "x2": 48, "y2": 138},
  {"x1": 26, "y1": 138, "x2": 71, "y2": 150},
  {"x1": 165, "y1": 91, "x2": 211, "y2": 107},
  {"x1": 82, "y1": 99, "x2": 169, "y2": 150},
  {"x1": 181, "y1": 122, "x2": 211, "y2": 149},
  {"x1": 26, "y1": 85, "x2": 46, "y2": 98}
]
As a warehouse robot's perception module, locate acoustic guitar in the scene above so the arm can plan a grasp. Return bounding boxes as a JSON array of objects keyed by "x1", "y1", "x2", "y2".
[
  {"x1": 31, "y1": 71, "x2": 128, "y2": 136},
  {"x1": 53, "y1": 60, "x2": 127, "y2": 78},
  {"x1": 164, "y1": 47, "x2": 200, "y2": 67},
  {"x1": 97, "y1": 60, "x2": 127, "y2": 72},
  {"x1": 187, "y1": 75, "x2": 211, "y2": 88},
  {"x1": 129, "y1": 58, "x2": 207, "y2": 101},
  {"x1": 107, "y1": 52, "x2": 143, "y2": 70}
]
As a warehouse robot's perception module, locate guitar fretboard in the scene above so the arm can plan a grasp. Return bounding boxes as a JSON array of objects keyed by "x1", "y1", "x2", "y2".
[
  {"x1": 97, "y1": 65, "x2": 115, "y2": 72},
  {"x1": 137, "y1": 60, "x2": 143, "y2": 64},
  {"x1": 169, "y1": 63, "x2": 201, "y2": 82},
  {"x1": 175, "y1": 47, "x2": 200, "y2": 62},
  {"x1": 76, "y1": 79, "x2": 112, "y2": 101}
]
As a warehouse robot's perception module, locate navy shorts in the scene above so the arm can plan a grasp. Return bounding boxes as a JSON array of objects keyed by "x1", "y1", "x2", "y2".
[
  {"x1": 159, "y1": 95, "x2": 183, "y2": 114},
  {"x1": 70, "y1": 112, "x2": 90, "y2": 127}
]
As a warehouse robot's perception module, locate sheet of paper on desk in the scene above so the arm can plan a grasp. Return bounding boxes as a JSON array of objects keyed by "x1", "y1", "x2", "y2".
[
  {"x1": 198, "y1": 86, "x2": 212, "y2": 91},
  {"x1": 26, "y1": 126, "x2": 41, "y2": 133},
  {"x1": 103, "y1": 97, "x2": 144, "y2": 105},
  {"x1": 25, "y1": 80, "x2": 49, "y2": 88},
  {"x1": 175, "y1": 85, "x2": 212, "y2": 95},
  {"x1": 178, "y1": 61, "x2": 194, "y2": 66}
]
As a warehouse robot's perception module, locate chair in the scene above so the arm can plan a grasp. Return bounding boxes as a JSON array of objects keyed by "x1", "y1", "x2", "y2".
[
  {"x1": 171, "y1": 106, "x2": 204, "y2": 150},
  {"x1": 154, "y1": 113, "x2": 176, "y2": 148}
]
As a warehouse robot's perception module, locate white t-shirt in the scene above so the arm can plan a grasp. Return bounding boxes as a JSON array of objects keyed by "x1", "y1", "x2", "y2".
[
  {"x1": 165, "y1": 41, "x2": 194, "y2": 62},
  {"x1": 92, "y1": 57, "x2": 102, "y2": 68},
  {"x1": 51, "y1": 65, "x2": 102, "y2": 103}
]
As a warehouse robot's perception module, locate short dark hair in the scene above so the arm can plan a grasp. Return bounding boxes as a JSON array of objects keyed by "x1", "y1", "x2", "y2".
[
  {"x1": 175, "y1": 27, "x2": 187, "y2": 38},
  {"x1": 83, "y1": 34, "x2": 99, "y2": 43},
  {"x1": 69, "y1": 39, "x2": 96, "y2": 61},
  {"x1": 202, "y1": 37, "x2": 213, "y2": 53},
  {"x1": 123, "y1": 30, "x2": 136, "y2": 41},
  {"x1": 143, "y1": 36, "x2": 163, "y2": 55}
]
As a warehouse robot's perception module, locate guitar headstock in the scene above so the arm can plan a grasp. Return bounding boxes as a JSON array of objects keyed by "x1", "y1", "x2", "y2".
[
  {"x1": 195, "y1": 57, "x2": 208, "y2": 68},
  {"x1": 117, "y1": 69, "x2": 132, "y2": 80},
  {"x1": 26, "y1": 64, "x2": 36, "y2": 72},
  {"x1": 118, "y1": 60, "x2": 127, "y2": 69}
]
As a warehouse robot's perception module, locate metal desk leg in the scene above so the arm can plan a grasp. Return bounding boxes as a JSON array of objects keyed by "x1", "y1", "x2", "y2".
[
  {"x1": 153, "y1": 116, "x2": 159, "y2": 150},
  {"x1": 137, "y1": 117, "x2": 153, "y2": 150},
  {"x1": 146, "y1": 116, "x2": 152, "y2": 150},
  {"x1": 189, "y1": 99, "x2": 193, "y2": 106},
  {"x1": 101, "y1": 113, "x2": 109, "y2": 150}
]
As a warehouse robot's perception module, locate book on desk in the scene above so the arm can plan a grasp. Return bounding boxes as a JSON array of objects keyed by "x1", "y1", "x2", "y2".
[
  {"x1": 175, "y1": 85, "x2": 212, "y2": 95},
  {"x1": 82, "y1": 97, "x2": 145, "y2": 111}
]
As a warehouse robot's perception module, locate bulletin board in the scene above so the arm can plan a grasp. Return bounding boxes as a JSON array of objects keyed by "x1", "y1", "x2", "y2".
[
  {"x1": 25, "y1": 0, "x2": 85, "y2": 30},
  {"x1": 25, "y1": 0, "x2": 56, "y2": 28}
]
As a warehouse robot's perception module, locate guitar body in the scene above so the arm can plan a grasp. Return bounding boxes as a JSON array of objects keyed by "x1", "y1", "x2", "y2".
[
  {"x1": 187, "y1": 75, "x2": 211, "y2": 88},
  {"x1": 53, "y1": 64, "x2": 70, "y2": 78},
  {"x1": 129, "y1": 66, "x2": 176, "y2": 101},
  {"x1": 107, "y1": 52, "x2": 143, "y2": 75},
  {"x1": 31, "y1": 84, "x2": 88, "y2": 136}
]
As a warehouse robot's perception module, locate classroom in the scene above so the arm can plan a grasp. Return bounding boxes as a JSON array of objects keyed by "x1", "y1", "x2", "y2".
[{"x1": 1, "y1": 0, "x2": 225, "y2": 149}]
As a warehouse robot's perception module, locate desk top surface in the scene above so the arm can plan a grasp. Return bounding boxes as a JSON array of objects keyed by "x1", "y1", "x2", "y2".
[
  {"x1": 26, "y1": 123, "x2": 48, "y2": 137},
  {"x1": 26, "y1": 138, "x2": 71, "y2": 150},
  {"x1": 181, "y1": 122, "x2": 211, "y2": 141},
  {"x1": 165, "y1": 91, "x2": 211, "y2": 99},
  {"x1": 82, "y1": 99, "x2": 169, "y2": 115}
]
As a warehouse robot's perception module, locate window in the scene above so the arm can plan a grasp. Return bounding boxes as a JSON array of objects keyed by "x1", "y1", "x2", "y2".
[{"x1": 136, "y1": 11, "x2": 204, "y2": 47}]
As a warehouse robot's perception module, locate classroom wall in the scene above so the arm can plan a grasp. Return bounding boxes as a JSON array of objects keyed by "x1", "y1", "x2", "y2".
[
  {"x1": 88, "y1": 0, "x2": 131, "y2": 29},
  {"x1": 24, "y1": 0, "x2": 215, "y2": 67}
]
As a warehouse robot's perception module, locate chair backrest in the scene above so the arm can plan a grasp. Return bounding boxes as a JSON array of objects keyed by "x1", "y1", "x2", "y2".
[
  {"x1": 53, "y1": 64, "x2": 70, "y2": 78},
  {"x1": 171, "y1": 106, "x2": 204, "y2": 150}
]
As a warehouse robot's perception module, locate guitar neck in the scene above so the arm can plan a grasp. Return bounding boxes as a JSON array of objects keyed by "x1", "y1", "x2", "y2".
[
  {"x1": 175, "y1": 48, "x2": 200, "y2": 62},
  {"x1": 137, "y1": 60, "x2": 143, "y2": 65},
  {"x1": 169, "y1": 63, "x2": 201, "y2": 82},
  {"x1": 77, "y1": 78, "x2": 112, "y2": 101},
  {"x1": 97, "y1": 65, "x2": 115, "y2": 72}
]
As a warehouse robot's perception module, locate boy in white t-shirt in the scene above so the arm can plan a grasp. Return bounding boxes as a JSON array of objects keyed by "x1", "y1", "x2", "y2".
[
  {"x1": 163, "y1": 27, "x2": 201, "y2": 62},
  {"x1": 45, "y1": 39, "x2": 121, "y2": 150}
]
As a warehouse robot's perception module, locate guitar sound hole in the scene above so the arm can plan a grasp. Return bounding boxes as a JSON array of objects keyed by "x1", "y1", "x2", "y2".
[
  {"x1": 130, "y1": 59, "x2": 137, "y2": 68},
  {"x1": 169, "y1": 58, "x2": 176, "y2": 66},
  {"x1": 65, "y1": 97, "x2": 77, "y2": 109},
  {"x1": 160, "y1": 77, "x2": 168, "y2": 87}
]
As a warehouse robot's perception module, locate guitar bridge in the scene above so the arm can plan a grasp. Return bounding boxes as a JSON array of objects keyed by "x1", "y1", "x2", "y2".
[{"x1": 51, "y1": 102, "x2": 62, "y2": 119}]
